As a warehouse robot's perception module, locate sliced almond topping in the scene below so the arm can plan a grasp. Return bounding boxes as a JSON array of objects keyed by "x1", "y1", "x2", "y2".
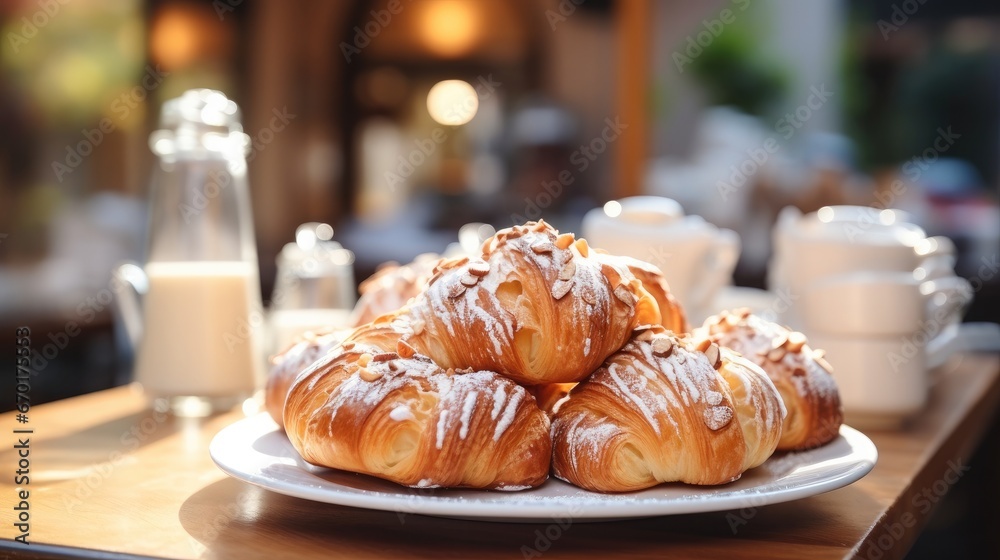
[
  {"x1": 705, "y1": 390, "x2": 724, "y2": 406},
  {"x1": 786, "y1": 332, "x2": 807, "y2": 353},
  {"x1": 396, "y1": 339, "x2": 416, "y2": 359},
  {"x1": 581, "y1": 287, "x2": 598, "y2": 305},
  {"x1": 694, "y1": 338, "x2": 712, "y2": 353},
  {"x1": 551, "y1": 279, "x2": 573, "y2": 300},
  {"x1": 792, "y1": 366, "x2": 806, "y2": 377},
  {"x1": 411, "y1": 319, "x2": 425, "y2": 335},
  {"x1": 460, "y1": 273, "x2": 479, "y2": 287},
  {"x1": 357, "y1": 353, "x2": 373, "y2": 367},
  {"x1": 614, "y1": 285, "x2": 636, "y2": 307},
  {"x1": 341, "y1": 341, "x2": 356, "y2": 351},
  {"x1": 814, "y1": 355, "x2": 834, "y2": 373},
  {"x1": 358, "y1": 367, "x2": 382, "y2": 382},
  {"x1": 558, "y1": 260, "x2": 577, "y2": 281},
  {"x1": 772, "y1": 333, "x2": 788, "y2": 350},
  {"x1": 530, "y1": 242, "x2": 555, "y2": 254},
  {"x1": 703, "y1": 405, "x2": 734, "y2": 431},
  {"x1": 651, "y1": 336, "x2": 674, "y2": 357},
  {"x1": 813, "y1": 348, "x2": 826, "y2": 359},
  {"x1": 467, "y1": 260, "x2": 490, "y2": 276},
  {"x1": 767, "y1": 347, "x2": 787, "y2": 362},
  {"x1": 704, "y1": 343, "x2": 722, "y2": 369},
  {"x1": 555, "y1": 233, "x2": 575, "y2": 250},
  {"x1": 372, "y1": 352, "x2": 397, "y2": 363},
  {"x1": 445, "y1": 368, "x2": 455, "y2": 376},
  {"x1": 388, "y1": 362, "x2": 400, "y2": 372},
  {"x1": 634, "y1": 328, "x2": 656, "y2": 342},
  {"x1": 573, "y1": 238, "x2": 590, "y2": 257},
  {"x1": 448, "y1": 282, "x2": 467, "y2": 299},
  {"x1": 738, "y1": 308, "x2": 752, "y2": 319}
]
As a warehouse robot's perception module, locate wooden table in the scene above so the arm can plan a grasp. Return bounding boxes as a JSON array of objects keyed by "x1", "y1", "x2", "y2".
[{"x1": 2, "y1": 352, "x2": 998, "y2": 560}]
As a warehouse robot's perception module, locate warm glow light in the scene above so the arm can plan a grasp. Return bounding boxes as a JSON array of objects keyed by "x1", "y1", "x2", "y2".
[
  {"x1": 417, "y1": 0, "x2": 480, "y2": 57},
  {"x1": 150, "y1": 7, "x2": 200, "y2": 69},
  {"x1": 427, "y1": 80, "x2": 478, "y2": 125},
  {"x1": 879, "y1": 209, "x2": 897, "y2": 225},
  {"x1": 604, "y1": 200, "x2": 623, "y2": 218},
  {"x1": 817, "y1": 206, "x2": 834, "y2": 223}
]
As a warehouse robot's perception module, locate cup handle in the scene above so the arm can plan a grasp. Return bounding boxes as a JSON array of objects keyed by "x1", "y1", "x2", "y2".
[
  {"x1": 690, "y1": 228, "x2": 740, "y2": 313},
  {"x1": 112, "y1": 262, "x2": 148, "y2": 352},
  {"x1": 917, "y1": 236, "x2": 957, "y2": 280},
  {"x1": 921, "y1": 275, "x2": 973, "y2": 370}
]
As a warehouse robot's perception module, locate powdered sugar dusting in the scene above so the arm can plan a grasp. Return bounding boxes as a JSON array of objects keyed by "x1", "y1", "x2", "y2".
[
  {"x1": 606, "y1": 363, "x2": 662, "y2": 435},
  {"x1": 491, "y1": 385, "x2": 507, "y2": 420},
  {"x1": 494, "y1": 386, "x2": 525, "y2": 441},
  {"x1": 389, "y1": 405, "x2": 414, "y2": 422},
  {"x1": 459, "y1": 391, "x2": 478, "y2": 440},
  {"x1": 436, "y1": 410, "x2": 450, "y2": 449}
]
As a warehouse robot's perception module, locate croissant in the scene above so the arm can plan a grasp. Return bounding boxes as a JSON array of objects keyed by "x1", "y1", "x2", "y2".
[
  {"x1": 283, "y1": 339, "x2": 551, "y2": 490},
  {"x1": 551, "y1": 325, "x2": 785, "y2": 491},
  {"x1": 345, "y1": 221, "x2": 661, "y2": 385},
  {"x1": 594, "y1": 252, "x2": 689, "y2": 334},
  {"x1": 265, "y1": 329, "x2": 344, "y2": 429},
  {"x1": 528, "y1": 383, "x2": 576, "y2": 415},
  {"x1": 696, "y1": 309, "x2": 843, "y2": 450},
  {"x1": 350, "y1": 253, "x2": 441, "y2": 326}
]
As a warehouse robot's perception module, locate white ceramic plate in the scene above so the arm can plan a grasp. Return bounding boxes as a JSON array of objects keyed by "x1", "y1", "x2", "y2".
[{"x1": 210, "y1": 413, "x2": 877, "y2": 523}]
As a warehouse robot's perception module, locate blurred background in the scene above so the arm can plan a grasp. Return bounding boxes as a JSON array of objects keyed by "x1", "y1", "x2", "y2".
[{"x1": 0, "y1": 0, "x2": 999, "y2": 554}]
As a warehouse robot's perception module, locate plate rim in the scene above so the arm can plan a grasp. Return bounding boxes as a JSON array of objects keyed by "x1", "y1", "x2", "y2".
[{"x1": 209, "y1": 413, "x2": 877, "y2": 521}]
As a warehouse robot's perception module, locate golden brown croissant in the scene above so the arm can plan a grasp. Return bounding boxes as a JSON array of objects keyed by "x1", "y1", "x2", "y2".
[
  {"x1": 283, "y1": 339, "x2": 551, "y2": 490},
  {"x1": 350, "y1": 253, "x2": 441, "y2": 326},
  {"x1": 265, "y1": 329, "x2": 344, "y2": 429},
  {"x1": 345, "y1": 221, "x2": 661, "y2": 385},
  {"x1": 551, "y1": 325, "x2": 785, "y2": 492},
  {"x1": 594, "y1": 252, "x2": 689, "y2": 334},
  {"x1": 696, "y1": 309, "x2": 843, "y2": 450},
  {"x1": 528, "y1": 383, "x2": 576, "y2": 415}
]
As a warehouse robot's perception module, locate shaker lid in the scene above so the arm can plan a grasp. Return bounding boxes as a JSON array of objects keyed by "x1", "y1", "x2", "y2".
[{"x1": 159, "y1": 89, "x2": 242, "y2": 132}]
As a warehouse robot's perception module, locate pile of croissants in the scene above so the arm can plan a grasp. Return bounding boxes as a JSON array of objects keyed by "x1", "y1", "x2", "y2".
[{"x1": 265, "y1": 221, "x2": 843, "y2": 493}]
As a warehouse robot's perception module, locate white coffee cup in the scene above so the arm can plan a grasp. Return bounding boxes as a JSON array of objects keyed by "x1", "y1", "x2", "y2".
[
  {"x1": 802, "y1": 270, "x2": 972, "y2": 428},
  {"x1": 582, "y1": 196, "x2": 740, "y2": 322},
  {"x1": 770, "y1": 205, "x2": 956, "y2": 329}
]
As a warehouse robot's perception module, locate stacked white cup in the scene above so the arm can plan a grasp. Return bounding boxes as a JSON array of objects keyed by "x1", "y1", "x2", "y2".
[
  {"x1": 582, "y1": 196, "x2": 740, "y2": 325},
  {"x1": 770, "y1": 205, "x2": 972, "y2": 429}
]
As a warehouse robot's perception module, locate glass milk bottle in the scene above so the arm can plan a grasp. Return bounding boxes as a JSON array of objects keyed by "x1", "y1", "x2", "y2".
[{"x1": 130, "y1": 89, "x2": 264, "y2": 416}]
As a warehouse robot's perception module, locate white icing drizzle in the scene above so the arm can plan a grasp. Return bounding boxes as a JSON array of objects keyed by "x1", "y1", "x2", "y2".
[
  {"x1": 459, "y1": 391, "x2": 478, "y2": 440},
  {"x1": 435, "y1": 410, "x2": 450, "y2": 449},
  {"x1": 491, "y1": 385, "x2": 507, "y2": 420},
  {"x1": 606, "y1": 363, "x2": 661, "y2": 436},
  {"x1": 493, "y1": 386, "x2": 525, "y2": 441}
]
